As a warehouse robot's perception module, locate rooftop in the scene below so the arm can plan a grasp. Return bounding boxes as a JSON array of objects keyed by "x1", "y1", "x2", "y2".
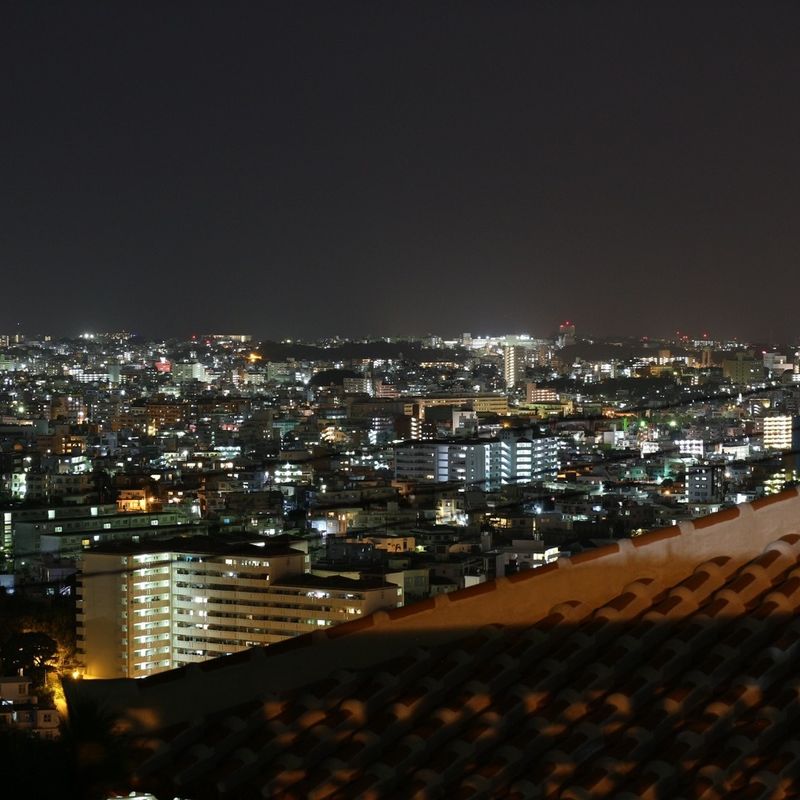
[
  {"x1": 271, "y1": 573, "x2": 397, "y2": 592},
  {"x1": 86, "y1": 536, "x2": 303, "y2": 559}
]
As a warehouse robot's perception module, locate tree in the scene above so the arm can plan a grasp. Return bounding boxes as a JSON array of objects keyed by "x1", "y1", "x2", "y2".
[{"x1": 1, "y1": 631, "x2": 58, "y2": 675}]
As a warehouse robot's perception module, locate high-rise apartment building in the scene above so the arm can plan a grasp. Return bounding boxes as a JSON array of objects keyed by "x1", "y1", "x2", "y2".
[
  {"x1": 77, "y1": 538, "x2": 401, "y2": 679},
  {"x1": 503, "y1": 345, "x2": 525, "y2": 388}
]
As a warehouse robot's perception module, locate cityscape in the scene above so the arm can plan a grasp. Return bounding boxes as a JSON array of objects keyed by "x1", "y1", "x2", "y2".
[
  {"x1": 2, "y1": 325, "x2": 800, "y2": 791},
  {"x1": 5, "y1": 2, "x2": 800, "y2": 798}
]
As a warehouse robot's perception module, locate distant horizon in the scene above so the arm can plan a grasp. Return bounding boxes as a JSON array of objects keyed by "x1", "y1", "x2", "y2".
[{"x1": 2, "y1": 326, "x2": 799, "y2": 349}]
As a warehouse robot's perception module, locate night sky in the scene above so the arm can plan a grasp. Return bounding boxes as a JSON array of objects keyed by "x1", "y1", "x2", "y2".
[{"x1": 3, "y1": 1, "x2": 800, "y2": 342}]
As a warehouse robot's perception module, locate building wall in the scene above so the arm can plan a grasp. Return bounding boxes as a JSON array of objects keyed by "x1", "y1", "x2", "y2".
[
  {"x1": 687, "y1": 465, "x2": 723, "y2": 504},
  {"x1": 77, "y1": 554, "x2": 125, "y2": 678},
  {"x1": 763, "y1": 415, "x2": 794, "y2": 451},
  {"x1": 415, "y1": 395, "x2": 509, "y2": 418},
  {"x1": 394, "y1": 436, "x2": 558, "y2": 487},
  {"x1": 77, "y1": 546, "x2": 401, "y2": 679},
  {"x1": 17, "y1": 512, "x2": 206, "y2": 564},
  {"x1": 722, "y1": 355, "x2": 763, "y2": 385},
  {"x1": 503, "y1": 346, "x2": 524, "y2": 387}
]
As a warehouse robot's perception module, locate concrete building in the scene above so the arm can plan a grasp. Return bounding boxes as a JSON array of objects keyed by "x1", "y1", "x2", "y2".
[
  {"x1": 557, "y1": 320, "x2": 576, "y2": 347},
  {"x1": 763, "y1": 352, "x2": 791, "y2": 375},
  {"x1": 676, "y1": 438, "x2": 706, "y2": 458},
  {"x1": 503, "y1": 345, "x2": 525, "y2": 388},
  {"x1": 342, "y1": 377, "x2": 372, "y2": 395},
  {"x1": 0, "y1": 676, "x2": 59, "y2": 739},
  {"x1": 15, "y1": 509, "x2": 206, "y2": 567},
  {"x1": 171, "y1": 362, "x2": 208, "y2": 382},
  {"x1": 687, "y1": 464, "x2": 724, "y2": 505},
  {"x1": 2, "y1": 503, "x2": 117, "y2": 564},
  {"x1": 763, "y1": 414, "x2": 795, "y2": 451},
  {"x1": 394, "y1": 435, "x2": 559, "y2": 489},
  {"x1": 722, "y1": 352, "x2": 764, "y2": 385},
  {"x1": 414, "y1": 394, "x2": 510, "y2": 418},
  {"x1": 525, "y1": 383, "x2": 558, "y2": 403},
  {"x1": 77, "y1": 539, "x2": 401, "y2": 678}
]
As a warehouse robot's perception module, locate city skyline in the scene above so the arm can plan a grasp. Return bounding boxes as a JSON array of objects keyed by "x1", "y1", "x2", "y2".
[
  {"x1": 1, "y1": 326, "x2": 799, "y2": 351},
  {"x1": 3, "y1": 275, "x2": 800, "y2": 797},
  {"x1": 4, "y1": 2, "x2": 800, "y2": 340}
]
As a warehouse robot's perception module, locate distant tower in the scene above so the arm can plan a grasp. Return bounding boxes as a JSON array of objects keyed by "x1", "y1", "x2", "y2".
[
  {"x1": 504, "y1": 345, "x2": 525, "y2": 388},
  {"x1": 557, "y1": 320, "x2": 576, "y2": 348}
]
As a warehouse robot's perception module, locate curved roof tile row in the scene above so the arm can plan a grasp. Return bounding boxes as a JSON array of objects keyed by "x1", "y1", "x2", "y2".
[{"x1": 125, "y1": 514, "x2": 800, "y2": 799}]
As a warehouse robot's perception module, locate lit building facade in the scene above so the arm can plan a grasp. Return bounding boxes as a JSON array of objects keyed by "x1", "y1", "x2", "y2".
[
  {"x1": 15, "y1": 509, "x2": 206, "y2": 567},
  {"x1": 503, "y1": 345, "x2": 525, "y2": 388},
  {"x1": 77, "y1": 539, "x2": 401, "y2": 679},
  {"x1": 763, "y1": 414, "x2": 795, "y2": 451},
  {"x1": 687, "y1": 464, "x2": 724, "y2": 505},
  {"x1": 394, "y1": 435, "x2": 559, "y2": 490},
  {"x1": 415, "y1": 394, "x2": 510, "y2": 417},
  {"x1": 722, "y1": 353, "x2": 764, "y2": 385}
]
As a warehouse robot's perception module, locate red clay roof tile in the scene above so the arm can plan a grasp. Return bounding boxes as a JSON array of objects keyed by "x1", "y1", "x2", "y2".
[{"x1": 83, "y1": 498, "x2": 800, "y2": 800}]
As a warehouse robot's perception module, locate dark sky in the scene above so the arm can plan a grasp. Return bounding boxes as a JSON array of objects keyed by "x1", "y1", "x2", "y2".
[{"x1": 3, "y1": 1, "x2": 800, "y2": 342}]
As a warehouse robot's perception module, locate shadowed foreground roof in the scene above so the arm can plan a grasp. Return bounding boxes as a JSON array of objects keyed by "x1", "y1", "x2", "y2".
[{"x1": 68, "y1": 489, "x2": 800, "y2": 799}]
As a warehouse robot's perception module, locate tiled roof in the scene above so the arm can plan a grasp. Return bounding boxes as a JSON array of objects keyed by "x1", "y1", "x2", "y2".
[{"x1": 69, "y1": 489, "x2": 800, "y2": 799}]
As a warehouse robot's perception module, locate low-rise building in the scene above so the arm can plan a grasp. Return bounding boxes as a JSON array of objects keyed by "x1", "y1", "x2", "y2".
[
  {"x1": 0, "y1": 676, "x2": 59, "y2": 739},
  {"x1": 16, "y1": 510, "x2": 207, "y2": 566}
]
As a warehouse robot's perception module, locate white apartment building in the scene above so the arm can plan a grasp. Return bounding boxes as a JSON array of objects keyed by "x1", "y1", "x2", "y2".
[
  {"x1": 763, "y1": 415, "x2": 795, "y2": 451},
  {"x1": 394, "y1": 434, "x2": 559, "y2": 490},
  {"x1": 675, "y1": 439, "x2": 706, "y2": 458},
  {"x1": 77, "y1": 538, "x2": 401, "y2": 679},
  {"x1": 171, "y1": 362, "x2": 208, "y2": 382}
]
